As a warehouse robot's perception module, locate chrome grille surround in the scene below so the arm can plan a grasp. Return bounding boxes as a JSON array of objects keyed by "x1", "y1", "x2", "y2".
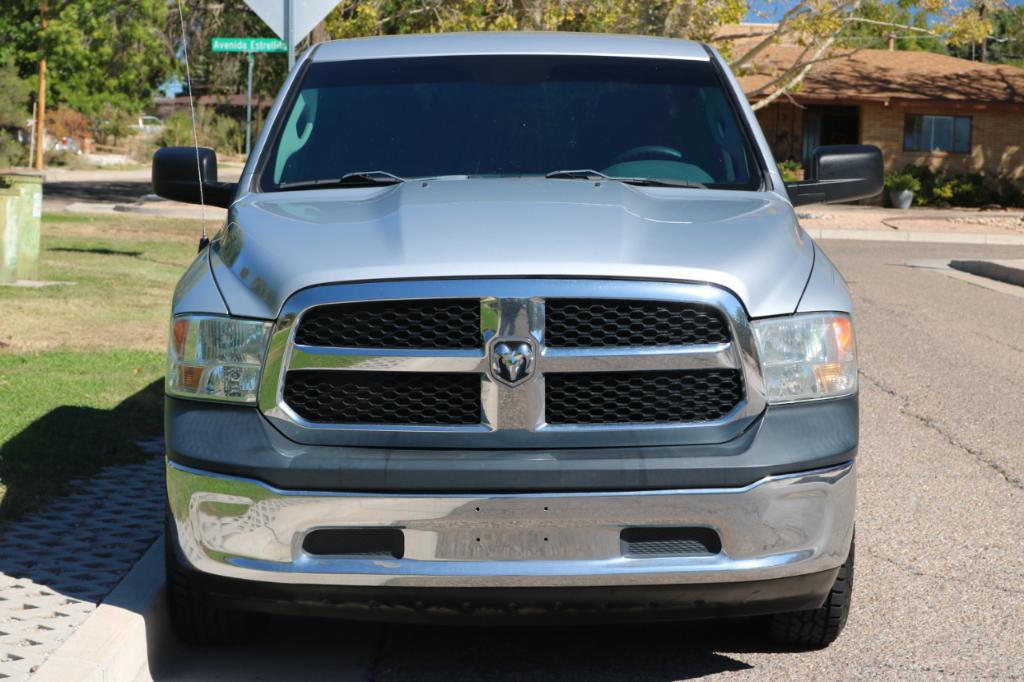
[{"x1": 259, "y1": 279, "x2": 767, "y2": 449}]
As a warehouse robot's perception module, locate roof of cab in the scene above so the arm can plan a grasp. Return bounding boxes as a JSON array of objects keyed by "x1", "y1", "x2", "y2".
[{"x1": 310, "y1": 31, "x2": 711, "y2": 63}]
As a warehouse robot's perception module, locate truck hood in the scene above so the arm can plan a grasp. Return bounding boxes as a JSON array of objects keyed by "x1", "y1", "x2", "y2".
[{"x1": 209, "y1": 178, "x2": 812, "y2": 319}]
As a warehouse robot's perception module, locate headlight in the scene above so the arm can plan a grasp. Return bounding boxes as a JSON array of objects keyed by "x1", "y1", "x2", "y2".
[
  {"x1": 167, "y1": 315, "x2": 272, "y2": 403},
  {"x1": 752, "y1": 312, "x2": 857, "y2": 404}
]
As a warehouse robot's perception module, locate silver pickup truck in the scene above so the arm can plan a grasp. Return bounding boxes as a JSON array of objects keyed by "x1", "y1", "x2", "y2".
[{"x1": 153, "y1": 32, "x2": 880, "y2": 648}]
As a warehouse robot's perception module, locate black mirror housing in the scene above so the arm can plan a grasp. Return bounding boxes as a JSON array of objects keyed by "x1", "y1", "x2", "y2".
[
  {"x1": 785, "y1": 144, "x2": 884, "y2": 207},
  {"x1": 152, "y1": 146, "x2": 237, "y2": 208}
]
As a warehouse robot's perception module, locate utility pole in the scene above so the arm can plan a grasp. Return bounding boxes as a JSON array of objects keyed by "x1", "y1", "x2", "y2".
[{"x1": 33, "y1": 0, "x2": 48, "y2": 171}]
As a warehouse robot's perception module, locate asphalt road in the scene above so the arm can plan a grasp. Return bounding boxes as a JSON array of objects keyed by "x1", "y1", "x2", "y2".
[
  {"x1": 146, "y1": 240, "x2": 1024, "y2": 681},
  {"x1": 40, "y1": 167, "x2": 242, "y2": 210}
]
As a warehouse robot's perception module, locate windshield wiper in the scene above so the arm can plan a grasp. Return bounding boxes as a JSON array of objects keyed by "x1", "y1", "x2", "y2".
[
  {"x1": 544, "y1": 169, "x2": 705, "y2": 189},
  {"x1": 613, "y1": 177, "x2": 706, "y2": 189},
  {"x1": 545, "y1": 169, "x2": 609, "y2": 181},
  {"x1": 278, "y1": 171, "x2": 405, "y2": 191}
]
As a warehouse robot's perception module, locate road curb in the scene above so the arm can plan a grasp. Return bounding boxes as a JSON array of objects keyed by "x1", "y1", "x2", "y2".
[
  {"x1": 949, "y1": 259, "x2": 1024, "y2": 287},
  {"x1": 805, "y1": 228, "x2": 1024, "y2": 245},
  {"x1": 33, "y1": 537, "x2": 166, "y2": 682}
]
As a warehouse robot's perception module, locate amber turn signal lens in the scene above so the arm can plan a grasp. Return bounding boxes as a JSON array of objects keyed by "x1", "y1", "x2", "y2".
[
  {"x1": 832, "y1": 316, "x2": 854, "y2": 358},
  {"x1": 173, "y1": 319, "x2": 189, "y2": 357}
]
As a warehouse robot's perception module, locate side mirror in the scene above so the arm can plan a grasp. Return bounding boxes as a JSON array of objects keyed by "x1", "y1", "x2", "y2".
[
  {"x1": 152, "y1": 146, "x2": 237, "y2": 208},
  {"x1": 785, "y1": 145, "x2": 883, "y2": 207}
]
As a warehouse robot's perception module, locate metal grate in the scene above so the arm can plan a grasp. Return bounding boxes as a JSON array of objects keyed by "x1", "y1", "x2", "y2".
[
  {"x1": 295, "y1": 299, "x2": 481, "y2": 349},
  {"x1": 620, "y1": 527, "x2": 722, "y2": 557},
  {"x1": 545, "y1": 299, "x2": 730, "y2": 348},
  {"x1": 545, "y1": 370, "x2": 743, "y2": 425},
  {"x1": 283, "y1": 371, "x2": 481, "y2": 425}
]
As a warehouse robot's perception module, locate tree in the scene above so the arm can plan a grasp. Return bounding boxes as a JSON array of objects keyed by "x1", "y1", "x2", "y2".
[
  {"x1": 0, "y1": 59, "x2": 32, "y2": 167},
  {"x1": 168, "y1": 1, "x2": 289, "y2": 101},
  {"x1": 835, "y1": 0, "x2": 945, "y2": 52},
  {"x1": 323, "y1": 1, "x2": 746, "y2": 39},
  {"x1": 0, "y1": 60, "x2": 32, "y2": 130},
  {"x1": 0, "y1": 1, "x2": 175, "y2": 117},
  {"x1": 952, "y1": 4, "x2": 1024, "y2": 64},
  {"x1": 987, "y1": 5, "x2": 1024, "y2": 66}
]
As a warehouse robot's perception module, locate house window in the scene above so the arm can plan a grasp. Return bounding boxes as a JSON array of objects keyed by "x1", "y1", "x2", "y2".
[{"x1": 903, "y1": 114, "x2": 971, "y2": 153}]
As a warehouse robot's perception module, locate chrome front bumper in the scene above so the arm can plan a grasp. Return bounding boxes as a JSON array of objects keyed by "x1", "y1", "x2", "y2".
[{"x1": 167, "y1": 460, "x2": 855, "y2": 588}]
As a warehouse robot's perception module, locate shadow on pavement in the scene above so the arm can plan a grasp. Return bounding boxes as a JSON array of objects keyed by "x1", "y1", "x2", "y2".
[
  {"x1": 43, "y1": 180, "x2": 153, "y2": 205},
  {"x1": 146, "y1": 609, "x2": 795, "y2": 681}
]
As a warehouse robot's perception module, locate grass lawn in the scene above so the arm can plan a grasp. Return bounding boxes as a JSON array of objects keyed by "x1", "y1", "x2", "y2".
[{"x1": 0, "y1": 212, "x2": 201, "y2": 518}]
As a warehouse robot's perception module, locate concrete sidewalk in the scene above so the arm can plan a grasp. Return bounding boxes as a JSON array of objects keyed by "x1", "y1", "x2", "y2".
[{"x1": 798, "y1": 202, "x2": 1024, "y2": 238}]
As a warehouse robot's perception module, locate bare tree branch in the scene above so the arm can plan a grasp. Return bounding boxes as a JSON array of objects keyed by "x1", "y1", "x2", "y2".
[
  {"x1": 710, "y1": 29, "x2": 779, "y2": 43},
  {"x1": 843, "y1": 16, "x2": 936, "y2": 35},
  {"x1": 782, "y1": 90, "x2": 807, "y2": 110},
  {"x1": 729, "y1": 0, "x2": 811, "y2": 69},
  {"x1": 750, "y1": 0, "x2": 865, "y2": 113}
]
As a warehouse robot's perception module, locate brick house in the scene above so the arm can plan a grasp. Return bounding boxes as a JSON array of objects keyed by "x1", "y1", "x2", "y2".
[{"x1": 737, "y1": 45, "x2": 1024, "y2": 181}]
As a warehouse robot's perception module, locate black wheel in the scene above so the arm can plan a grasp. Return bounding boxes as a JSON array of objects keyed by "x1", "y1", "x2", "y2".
[
  {"x1": 767, "y1": 538, "x2": 854, "y2": 649},
  {"x1": 164, "y1": 521, "x2": 256, "y2": 645}
]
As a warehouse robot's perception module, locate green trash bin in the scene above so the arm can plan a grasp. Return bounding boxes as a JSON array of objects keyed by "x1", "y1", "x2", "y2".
[
  {"x1": 0, "y1": 173, "x2": 44, "y2": 282},
  {"x1": 0, "y1": 188, "x2": 20, "y2": 283}
]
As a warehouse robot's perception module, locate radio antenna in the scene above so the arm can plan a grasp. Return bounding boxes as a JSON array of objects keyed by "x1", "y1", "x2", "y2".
[{"x1": 174, "y1": 0, "x2": 209, "y2": 251}]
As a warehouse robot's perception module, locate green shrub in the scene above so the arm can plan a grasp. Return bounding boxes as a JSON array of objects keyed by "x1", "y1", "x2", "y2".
[
  {"x1": 777, "y1": 160, "x2": 802, "y2": 182},
  {"x1": 155, "y1": 109, "x2": 244, "y2": 156},
  {"x1": 0, "y1": 131, "x2": 27, "y2": 168},
  {"x1": 896, "y1": 165, "x2": 1020, "y2": 208},
  {"x1": 0, "y1": 59, "x2": 30, "y2": 168},
  {"x1": 95, "y1": 104, "x2": 137, "y2": 144},
  {"x1": 996, "y1": 179, "x2": 1024, "y2": 208},
  {"x1": 884, "y1": 169, "x2": 921, "y2": 193},
  {"x1": 948, "y1": 173, "x2": 996, "y2": 207},
  {"x1": 44, "y1": 149, "x2": 90, "y2": 169}
]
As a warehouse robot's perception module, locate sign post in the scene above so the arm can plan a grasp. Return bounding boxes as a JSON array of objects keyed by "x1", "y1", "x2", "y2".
[
  {"x1": 211, "y1": 37, "x2": 288, "y2": 157},
  {"x1": 246, "y1": 51, "x2": 255, "y2": 154}
]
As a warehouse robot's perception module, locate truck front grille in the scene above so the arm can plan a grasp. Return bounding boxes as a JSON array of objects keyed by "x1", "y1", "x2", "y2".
[
  {"x1": 263, "y1": 280, "x2": 762, "y2": 448},
  {"x1": 545, "y1": 370, "x2": 743, "y2": 425},
  {"x1": 283, "y1": 371, "x2": 481, "y2": 425},
  {"x1": 295, "y1": 299, "x2": 480, "y2": 349},
  {"x1": 545, "y1": 299, "x2": 729, "y2": 348}
]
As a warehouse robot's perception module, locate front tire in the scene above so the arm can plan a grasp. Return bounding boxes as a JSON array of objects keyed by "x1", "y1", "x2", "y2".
[
  {"x1": 767, "y1": 538, "x2": 854, "y2": 648},
  {"x1": 164, "y1": 522, "x2": 256, "y2": 645}
]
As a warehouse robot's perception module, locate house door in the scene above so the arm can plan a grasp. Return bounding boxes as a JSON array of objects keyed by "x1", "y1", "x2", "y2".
[{"x1": 802, "y1": 105, "x2": 860, "y2": 167}]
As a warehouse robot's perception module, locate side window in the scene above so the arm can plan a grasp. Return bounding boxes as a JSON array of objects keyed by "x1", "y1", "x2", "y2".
[
  {"x1": 273, "y1": 89, "x2": 319, "y2": 184},
  {"x1": 903, "y1": 114, "x2": 971, "y2": 154}
]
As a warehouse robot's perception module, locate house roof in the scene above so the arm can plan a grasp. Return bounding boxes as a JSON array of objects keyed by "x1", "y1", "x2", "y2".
[{"x1": 736, "y1": 45, "x2": 1024, "y2": 108}]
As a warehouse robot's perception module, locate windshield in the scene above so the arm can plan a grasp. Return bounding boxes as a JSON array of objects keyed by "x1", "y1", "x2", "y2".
[{"x1": 259, "y1": 55, "x2": 762, "y2": 192}]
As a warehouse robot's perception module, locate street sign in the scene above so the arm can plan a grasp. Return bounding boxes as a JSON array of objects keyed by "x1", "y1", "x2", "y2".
[
  {"x1": 211, "y1": 37, "x2": 288, "y2": 53},
  {"x1": 210, "y1": 36, "x2": 288, "y2": 157},
  {"x1": 243, "y1": 0, "x2": 338, "y2": 67}
]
